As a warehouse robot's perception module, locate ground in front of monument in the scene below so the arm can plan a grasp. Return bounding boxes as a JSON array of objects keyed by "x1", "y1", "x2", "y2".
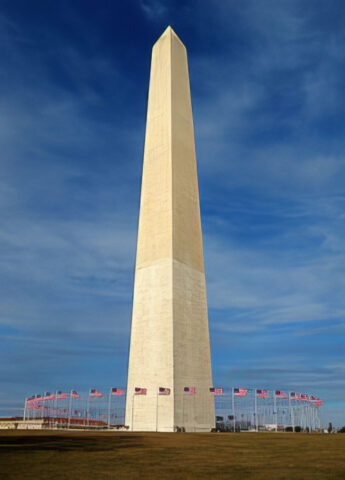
[{"x1": 1, "y1": 431, "x2": 344, "y2": 480}]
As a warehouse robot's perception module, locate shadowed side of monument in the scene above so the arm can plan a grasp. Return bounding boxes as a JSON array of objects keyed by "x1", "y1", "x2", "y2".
[{"x1": 125, "y1": 26, "x2": 214, "y2": 432}]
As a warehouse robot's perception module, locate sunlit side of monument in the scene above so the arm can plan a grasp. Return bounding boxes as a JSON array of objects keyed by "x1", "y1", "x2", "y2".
[{"x1": 125, "y1": 27, "x2": 214, "y2": 432}]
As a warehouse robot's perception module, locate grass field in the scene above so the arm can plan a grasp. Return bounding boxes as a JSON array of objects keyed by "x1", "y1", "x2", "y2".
[{"x1": 0, "y1": 430, "x2": 344, "y2": 480}]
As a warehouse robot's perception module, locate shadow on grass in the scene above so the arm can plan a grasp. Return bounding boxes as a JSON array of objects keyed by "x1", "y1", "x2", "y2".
[{"x1": 0, "y1": 434, "x2": 144, "y2": 452}]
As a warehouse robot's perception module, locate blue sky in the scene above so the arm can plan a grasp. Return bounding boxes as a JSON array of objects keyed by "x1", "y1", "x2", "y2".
[{"x1": 1, "y1": 0, "x2": 344, "y2": 426}]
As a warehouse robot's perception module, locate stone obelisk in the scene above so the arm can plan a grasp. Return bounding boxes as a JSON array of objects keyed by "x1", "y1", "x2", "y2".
[{"x1": 125, "y1": 26, "x2": 214, "y2": 432}]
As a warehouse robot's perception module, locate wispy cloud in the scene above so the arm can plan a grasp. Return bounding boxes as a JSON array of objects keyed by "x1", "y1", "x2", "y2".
[{"x1": 140, "y1": 0, "x2": 168, "y2": 20}]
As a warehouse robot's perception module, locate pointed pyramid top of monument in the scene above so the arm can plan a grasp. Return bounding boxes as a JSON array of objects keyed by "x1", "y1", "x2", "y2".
[{"x1": 155, "y1": 26, "x2": 185, "y2": 47}]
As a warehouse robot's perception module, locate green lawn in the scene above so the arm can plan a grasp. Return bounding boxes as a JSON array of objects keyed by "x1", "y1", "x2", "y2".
[{"x1": 0, "y1": 430, "x2": 344, "y2": 479}]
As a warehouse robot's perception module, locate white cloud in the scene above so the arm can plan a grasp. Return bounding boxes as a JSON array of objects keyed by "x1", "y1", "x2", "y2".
[{"x1": 140, "y1": 0, "x2": 168, "y2": 20}]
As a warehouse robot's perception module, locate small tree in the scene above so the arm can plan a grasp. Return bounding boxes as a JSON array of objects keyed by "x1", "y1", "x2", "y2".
[{"x1": 328, "y1": 422, "x2": 333, "y2": 433}]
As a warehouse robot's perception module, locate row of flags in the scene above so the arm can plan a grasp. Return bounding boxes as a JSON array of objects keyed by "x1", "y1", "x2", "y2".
[
  {"x1": 26, "y1": 388, "x2": 323, "y2": 405},
  {"x1": 134, "y1": 387, "x2": 323, "y2": 405},
  {"x1": 234, "y1": 389, "x2": 323, "y2": 405},
  {"x1": 134, "y1": 387, "x2": 322, "y2": 405},
  {"x1": 135, "y1": 387, "x2": 217, "y2": 395},
  {"x1": 26, "y1": 388, "x2": 125, "y2": 407}
]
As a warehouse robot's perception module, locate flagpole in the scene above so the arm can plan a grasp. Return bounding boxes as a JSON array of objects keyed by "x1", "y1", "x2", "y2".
[
  {"x1": 306, "y1": 403, "x2": 309, "y2": 432},
  {"x1": 54, "y1": 391, "x2": 58, "y2": 428},
  {"x1": 156, "y1": 390, "x2": 159, "y2": 432},
  {"x1": 289, "y1": 392, "x2": 294, "y2": 432},
  {"x1": 107, "y1": 389, "x2": 112, "y2": 429},
  {"x1": 43, "y1": 393, "x2": 46, "y2": 420},
  {"x1": 84, "y1": 395, "x2": 87, "y2": 428},
  {"x1": 254, "y1": 388, "x2": 255, "y2": 431},
  {"x1": 304, "y1": 402, "x2": 307, "y2": 431},
  {"x1": 274, "y1": 391, "x2": 277, "y2": 431},
  {"x1": 46, "y1": 396, "x2": 49, "y2": 426},
  {"x1": 40, "y1": 394, "x2": 44, "y2": 420},
  {"x1": 310, "y1": 403, "x2": 313, "y2": 431},
  {"x1": 232, "y1": 388, "x2": 235, "y2": 432},
  {"x1": 23, "y1": 398, "x2": 27, "y2": 422},
  {"x1": 314, "y1": 405, "x2": 317, "y2": 430},
  {"x1": 301, "y1": 403, "x2": 305, "y2": 431},
  {"x1": 68, "y1": 390, "x2": 72, "y2": 429},
  {"x1": 123, "y1": 387, "x2": 127, "y2": 428},
  {"x1": 86, "y1": 394, "x2": 90, "y2": 428},
  {"x1": 182, "y1": 389, "x2": 184, "y2": 431},
  {"x1": 193, "y1": 391, "x2": 196, "y2": 433},
  {"x1": 131, "y1": 393, "x2": 135, "y2": 431}
]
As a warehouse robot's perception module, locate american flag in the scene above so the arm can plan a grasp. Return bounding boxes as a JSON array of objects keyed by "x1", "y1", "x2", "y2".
[
  {"x1": 184, "y1": 387, "x2": 196, "y2": 394},
  {"x1": 300, "y1": 394, "x2": 309, "y2": 400},
  {"x1": 111, "y1": 388, "x2": 124, "y2": 396},
  {"x1": 158, "y1": 387, "x2": 171, "y2": 395},
  {"x1": 210, "y1": 387, "x2": 223, "y2": 395},
  {"x1": 56, "y1": 391, "x2": 69, "y2": 400},
  {"x1": 134, "y1": 387, "x2": 147, "y2": 395},
  {"x1": 71, "y1": 390, "x2": 80, "y2": 398},
  {"x1": 275, "y1": 390, "x2": 287, "y2": 399},
  {"x1": 26, "y1": 396, "x2": 38, "y2": 408},
  {"x1": 310, "y1": 397, "x2": 323, "y2": 407},
  {"x1": 256, "y1": 389, "x2": 268, "y2": 398},
  {"x1": 234, "y1": 388, "x2": 247, "y2": 397},
  {"x1": 290, "y1": 392, "x2": 297, "y2": 399},
  {"x1": 90, "y1": 389, "x2": 104, "y2": 398},
  {"x1": 43, "y1": 392, "x2": 55, "y2": 401}
]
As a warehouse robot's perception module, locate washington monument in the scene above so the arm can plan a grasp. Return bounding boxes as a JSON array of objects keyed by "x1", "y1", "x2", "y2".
[{"x1": 125, "y1": 27, "x2": 214, "y2": 432}]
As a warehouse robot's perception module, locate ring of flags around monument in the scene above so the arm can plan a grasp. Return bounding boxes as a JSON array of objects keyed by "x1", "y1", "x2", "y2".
[
  {"x1": 24, "y1": 385, "x2": 323, "y2": 430},
  {"x1": 23, "y1": 386, "x2": 323, "y2": 431},
  {"x1": 25, "y1": 386, "x2": 323, "y2": 409}
]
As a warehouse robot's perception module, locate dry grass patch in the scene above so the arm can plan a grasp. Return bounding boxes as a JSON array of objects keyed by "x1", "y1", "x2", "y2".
[{"x1": 0, "y1": 430, "x2": 344, "y2": 479}]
